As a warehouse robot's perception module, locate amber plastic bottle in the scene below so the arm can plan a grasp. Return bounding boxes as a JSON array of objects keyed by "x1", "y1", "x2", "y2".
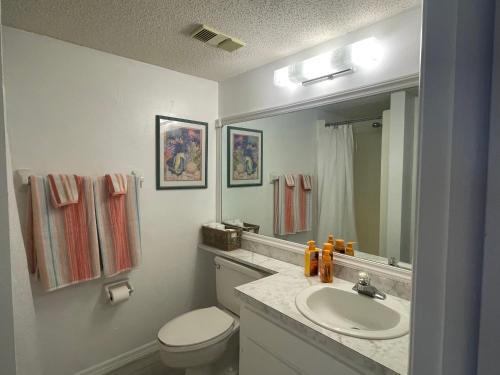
[
  {"x1": 304, "y1": 240, "x2": 319, "y2": 277},
  {"x1": 335, "y1": 239, "x2": 346, "y2": 254},
  {"x1": 327, "y1": 234, "x2": 335, "y2": 246},
  {"x1": 327, "y1": 234, "x2": 335, "y2": 259},
  {"x1": 320, "y1": 243, "x2": 334, "y2": 283},
  {"x1": 345, "y1": 242, "x2": 356, "y2": 256}
]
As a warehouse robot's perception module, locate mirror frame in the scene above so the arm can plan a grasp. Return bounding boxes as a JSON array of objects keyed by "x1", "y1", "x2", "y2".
[{"x1": 216, "y1": 74, "x2": 419, "y2": 282}]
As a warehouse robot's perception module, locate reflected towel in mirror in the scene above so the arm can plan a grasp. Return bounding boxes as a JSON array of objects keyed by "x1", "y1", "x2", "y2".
[{"x1": 274, "y1": 174, "x2": 312, "y2": 235}]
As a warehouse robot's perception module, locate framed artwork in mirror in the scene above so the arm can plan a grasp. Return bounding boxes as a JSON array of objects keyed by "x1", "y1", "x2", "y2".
[
  {"x1": 227, "y1": 126, "x2": 263, "y2": 187},
  {"x1": 156, "y1": 115, "x2": 208, "y2": 190}
]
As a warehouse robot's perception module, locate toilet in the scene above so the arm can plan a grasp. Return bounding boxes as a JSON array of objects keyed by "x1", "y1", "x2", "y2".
[{"x1": 157, "y1": 256, "x2": 266, "y2": 375}]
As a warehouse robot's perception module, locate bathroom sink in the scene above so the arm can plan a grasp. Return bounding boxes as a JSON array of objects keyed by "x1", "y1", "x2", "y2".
[{"x1": 295, "y1": 284, "x2": 409, "y2": 339}]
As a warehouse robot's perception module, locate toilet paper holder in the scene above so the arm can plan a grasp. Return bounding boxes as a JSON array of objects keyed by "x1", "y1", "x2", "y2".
[{"x1": 104, "y1": 279, "x2": 134, "y2": 303}]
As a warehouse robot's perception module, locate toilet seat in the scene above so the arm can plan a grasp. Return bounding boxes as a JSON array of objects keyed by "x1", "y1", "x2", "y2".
[{"x1": 158, "y1": 306, "x2": 237, "y2": 353}]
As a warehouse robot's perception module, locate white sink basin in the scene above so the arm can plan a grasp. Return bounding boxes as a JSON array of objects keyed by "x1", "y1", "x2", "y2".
[{"x1": 295, "y1": 284, "x2": 409, "y2": 339}]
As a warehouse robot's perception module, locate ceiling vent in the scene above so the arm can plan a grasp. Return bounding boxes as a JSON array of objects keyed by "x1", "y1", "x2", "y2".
[{"x1": 191, "y1": 25, "x2": 245, "y2": 52}]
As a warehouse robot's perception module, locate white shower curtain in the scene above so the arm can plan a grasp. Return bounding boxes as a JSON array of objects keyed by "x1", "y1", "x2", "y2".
[{"x1": 316, "y1": 122, "x2": 358, "y2": 245}]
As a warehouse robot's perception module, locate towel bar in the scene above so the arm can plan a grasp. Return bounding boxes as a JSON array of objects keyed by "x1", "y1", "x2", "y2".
[{"x1": 16, "y1": 169, "x2": 144, "y2": 188}]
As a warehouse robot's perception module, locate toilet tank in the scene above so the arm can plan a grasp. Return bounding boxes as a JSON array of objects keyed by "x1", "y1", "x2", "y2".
[{"x1": 214, "y1": 256, "x2": 267, "y2": 316}]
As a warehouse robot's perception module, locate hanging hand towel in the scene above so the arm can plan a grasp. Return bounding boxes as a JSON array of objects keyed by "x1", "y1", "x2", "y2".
[
  {"x1": 301, "y1": 175, "x2": 312, "y2": 191},
  {"x1": 94, "y1": 175, "x2": 141, "y2": 277},
  {"x1": 26, "y1": 176, "x2": 101, "y2": 291},
  {"x1": 296, "y1": 174, "x2": 313, "y2": 232},
  {"x1": 284, "y1": 174, "x2": 295, "y2": 187},
  {"x1": 273, "y1": 175, "x2": 296, "y2": 235},
  {"x1": 47, "y1": 174, "x2": 79, "y2": 208},
  {"x1": 106, "y1": 174, "x2": 127, "y2": 196},
  {"x1": 273, "y1": 174, "x2": 313, "y2": 235}
]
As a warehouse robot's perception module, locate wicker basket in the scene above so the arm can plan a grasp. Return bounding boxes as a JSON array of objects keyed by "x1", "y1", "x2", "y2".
[
  {"x1": 202, "y1": 225, "x2": 242, "y2": 251},
  {"x1": 223, "y1": 222, "x2": 260, "y2": 234}
]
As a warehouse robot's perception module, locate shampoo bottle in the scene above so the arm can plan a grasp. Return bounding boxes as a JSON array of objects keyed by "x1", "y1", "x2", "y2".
[
  {"x1": 346, "y1": 242, "x2": 356, "y2": 256},
  {"x1": 327, "y1": 234, "x2": 335, "y2": 260},
  {"x1": 320, "y1": 243, "x2": 333, "y2": 283},
  {"x1": 304, "y1": 240, "x2": 319, "y2": 277}
]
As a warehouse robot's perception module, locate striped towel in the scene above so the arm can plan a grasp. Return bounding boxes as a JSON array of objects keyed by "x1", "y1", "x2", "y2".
[
  {"x1": 284, "y1": 174, "x2": 295, "y2": 187},
  {"x1": 302, "y1": 175, "x2": 312, "y2": 191},
  {"x1": 273, "y1": 175, "x2": 295, "y2": 235},
  {"x1": 48, "y1": 174, "x2": 79, "y2": 208},
  {"x1": 106, "y1": 174, "x2": 127, "y2": 196},
  {"x1": 94, "y1": 175, "x2": 141, "y2": 277},
  {"x1": 296, "y1": 174, "x2": 313, "y2": 232},
  {"x1": 26, "y1": 176, "x2": 101, "y2": 291},
  {"x1": 273, "y1": 174, "x2": 313, "y2": 235}
]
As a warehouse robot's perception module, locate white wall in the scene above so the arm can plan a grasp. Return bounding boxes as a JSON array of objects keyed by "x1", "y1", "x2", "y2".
[
  {"x1": 6, "y1": 103, "x2": 41, "y2": 375},
  {"x1": 0, "y1": 16, "x2": 17, "y2": 375},
  {"x1": 219, "y1": 7, "x2": 421, "y2": 118},
  {"x1": 3, "y1": 26, "x2": 218, "y2": 375},
  {"x1": 222, "y1": 109, "x2": 319, "y2": 244}
]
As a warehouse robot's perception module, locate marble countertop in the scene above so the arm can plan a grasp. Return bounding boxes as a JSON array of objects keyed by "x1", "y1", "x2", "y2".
[{"x1": 199, "y1": 244, "x2": 410, "y2": 375}]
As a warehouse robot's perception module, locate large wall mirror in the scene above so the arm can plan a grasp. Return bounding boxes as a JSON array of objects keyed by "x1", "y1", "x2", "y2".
[{"x1": 221, "y1": 87, "x2": 419, "y2": 269}]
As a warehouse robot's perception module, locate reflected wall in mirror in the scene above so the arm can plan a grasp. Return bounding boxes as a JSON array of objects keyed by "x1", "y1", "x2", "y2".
[{"x1": 222, "y1": 88, "x2": 419, "y2": 268}]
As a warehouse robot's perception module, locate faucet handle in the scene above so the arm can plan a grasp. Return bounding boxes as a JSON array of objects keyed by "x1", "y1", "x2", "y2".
[{"x1": 358, "y1": 272, "x2": 370, "y2": 286}]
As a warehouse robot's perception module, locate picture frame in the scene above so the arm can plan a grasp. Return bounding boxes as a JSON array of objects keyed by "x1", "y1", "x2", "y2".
[
  {"x1": 227, "y1": 126, "x2": 263, "y2": 187},
  {"x1": 156, "y1": 115, "x2": 208, "y2": 190}
]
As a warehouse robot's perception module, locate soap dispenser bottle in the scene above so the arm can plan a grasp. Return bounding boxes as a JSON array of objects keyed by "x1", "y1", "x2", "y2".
[
  {"x1": 346, "y1": 242, "x2": 356, "y2": 256},
  {"x1": 320, "y1": 243, "x2": 333, "y2": 283},
  {"x1": 304, "y1": 240, "x2": 319, "y2": 277}
]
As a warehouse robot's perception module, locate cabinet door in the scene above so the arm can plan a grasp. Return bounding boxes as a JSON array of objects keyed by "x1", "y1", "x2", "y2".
[
  {"x1": 240, "y1": 335, "x2": 301, "y2": 375},
  {"x1": 239, "y1": 304, "x2": 361, "y2": 375}
]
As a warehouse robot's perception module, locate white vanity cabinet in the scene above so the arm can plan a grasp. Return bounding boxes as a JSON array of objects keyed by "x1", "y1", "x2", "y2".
[{"x1": 239, "y1": 304, "x2": 363, "y2": 375}]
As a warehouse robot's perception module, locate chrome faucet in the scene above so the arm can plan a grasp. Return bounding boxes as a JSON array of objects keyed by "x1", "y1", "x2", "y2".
[{"x1": 352, "y1": 272, "x2": 386, "y2": 300}]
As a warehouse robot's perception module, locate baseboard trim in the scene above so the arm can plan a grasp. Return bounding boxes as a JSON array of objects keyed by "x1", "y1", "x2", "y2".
[{"x1": 74, "y1": 340, "x2": 158, "y2": 375}]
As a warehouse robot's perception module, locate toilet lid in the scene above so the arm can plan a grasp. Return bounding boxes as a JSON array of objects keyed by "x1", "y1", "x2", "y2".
[{"x1": 158, "y1": 306, "x2": 234, "y2": 347}]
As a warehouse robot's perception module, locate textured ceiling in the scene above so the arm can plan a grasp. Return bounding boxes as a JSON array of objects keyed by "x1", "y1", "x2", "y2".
[{"x1": 2, "y1": 0, "x2": 420, "y2": 82}]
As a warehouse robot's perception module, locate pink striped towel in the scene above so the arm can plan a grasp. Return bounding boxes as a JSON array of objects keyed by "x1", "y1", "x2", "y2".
[
  {"x1": 302, "y1": 175, "x2": 312, "y2": 191},
  {"x1": 297, "y1": 174, "x2": 313, "y2": 232},
  {"x1": 94, "y1": 175, "x2": 141, "y2": 277},
  {"x1": 273, "y1": 175, "x2": 296, "y2": 235},
  {"x1": 26, "y1": 176, "x2": 101, "y2": 291},
  {"x1": 106, "y1": 174, "x2": 127, "y2": 196},
  {"x1": 285, "y1": 174, "x2": 295, "y2": 187},
  {"x1": 47, "y1": 174, "x2": 79, "y2": 207},
  {"x1": 274, "y1": 174, "x2": 313, "y2": 235}
]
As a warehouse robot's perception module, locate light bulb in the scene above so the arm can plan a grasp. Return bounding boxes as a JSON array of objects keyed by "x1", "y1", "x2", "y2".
[
  {"x1": 351, "y1": 37, "x2": 383, "y2": 69},
  {"x1": 300, "y1": 52, "x2": 334, "y2": 80}
]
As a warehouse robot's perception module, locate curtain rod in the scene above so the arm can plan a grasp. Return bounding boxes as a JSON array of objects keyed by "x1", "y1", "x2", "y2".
[{"x1": 325, "y1": 116, "x2": 382, "y2": 127}]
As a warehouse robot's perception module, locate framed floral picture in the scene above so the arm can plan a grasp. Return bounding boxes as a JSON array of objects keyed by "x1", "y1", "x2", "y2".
[
  {"x1": 156, "y1": 115, "x2": 208, "y2": 190},
  {"x1": 227, "y1": 126, "x2": 263, "y2": 187}
]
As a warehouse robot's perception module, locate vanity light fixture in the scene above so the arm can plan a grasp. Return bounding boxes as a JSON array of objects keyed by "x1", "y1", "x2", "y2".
[
  {"x1": 301, "y1": 68, "x2": 353, "y2": 86},
  {"x1": 351, "y1": 37, "x2": 383, "y2": 69},
  {"x1": 273, "y1": 37, "x2": 383, "y2": 88}
]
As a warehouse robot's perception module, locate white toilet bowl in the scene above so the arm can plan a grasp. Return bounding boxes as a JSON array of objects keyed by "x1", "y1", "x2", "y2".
[
  {"x1": 158, "y1": 306, "x2": 239, "y2": 375},
  {"x1": 157, "y1": 256, "x2": 266, "y2": 375}
]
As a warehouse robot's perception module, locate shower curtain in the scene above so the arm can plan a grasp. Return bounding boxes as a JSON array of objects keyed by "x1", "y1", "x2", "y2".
[{"x1": 316, "y1": 121, "x2": 358, "y2": 245}]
